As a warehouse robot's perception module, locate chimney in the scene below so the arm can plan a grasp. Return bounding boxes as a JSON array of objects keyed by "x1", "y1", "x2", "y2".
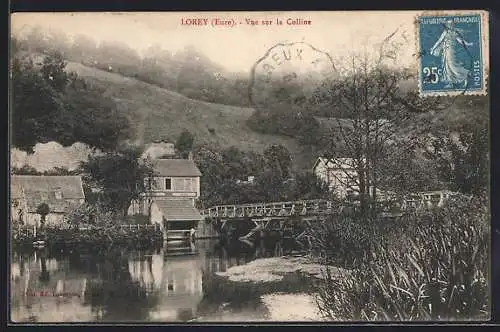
[{"x1": 188, "y1": 151, "x2": 193, "y2": 160}]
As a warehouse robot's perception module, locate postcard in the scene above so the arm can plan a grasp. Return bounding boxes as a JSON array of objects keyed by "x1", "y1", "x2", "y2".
[{"x1": 9, "y1": 10, "x2": 490, "y2": 323}]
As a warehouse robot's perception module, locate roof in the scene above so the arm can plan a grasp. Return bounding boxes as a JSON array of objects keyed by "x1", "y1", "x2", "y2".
[
  {"x1": 152, "y1": 159, "x2": 202, "y2": 177},
  {"x1": 313, "y1": 157, "x2": 359, "y2": 171},
  {"x1": 153, "y1": 199, "x2": 202, "y2": 221},
  {"x1": 11, "y1": 175, "x2": 85, "y2": 213}
]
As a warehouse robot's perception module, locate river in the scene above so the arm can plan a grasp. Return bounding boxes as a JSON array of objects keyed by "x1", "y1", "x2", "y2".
[{"x1": 10, "y1": 238, "x2": 325, "y2": 323}]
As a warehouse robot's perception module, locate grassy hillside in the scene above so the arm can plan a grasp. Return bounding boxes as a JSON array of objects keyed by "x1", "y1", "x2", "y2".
[
  {"x1": 16, "y1": 54, "x2": 486, "y2": 174},
  {"x1": 64, "y1": 61, "x2": 319, "y2": 171}
]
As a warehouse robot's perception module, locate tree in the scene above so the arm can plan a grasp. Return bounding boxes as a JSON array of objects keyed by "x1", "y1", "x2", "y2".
[
  {"x1": 176, "y1": 130, "x2": 195, "y2": 158},
  {"x1": 40, "y1": 50, "x2": 71, "y2": 92},
  {"x1": 63, "y1": 85, "x2": 132, "y2": 151},
  {"x1": 194, "y1": 145, "x2": 234, "y2": 207},
  {"x1": 425, "y1": 120, "x2": 489, "y2": 196},
  {"x1": 11, "y1": 56, "x2": 66, "y2": 152},
  {"x1": 194, "y1": 145, "x2": 269, "y2": 207},
  {"x1": 315, "y1": 50, "x2": 439, "y2": 219},
  {"x1": 378, "y1": 142, "x2": 442, "y2": 194},
  {"x1": 263, "y1": 144, "x2": 292, "y2": 181},
  {"x1": 11, "y1": 50, "x2": 132, "y2": 153},
  {"x1": 80, "y1": 146, "x2": 154, "y2": 217},
  {"x1": 36, "y1": 203, "x2": 50, "y2": 227},
  {"x1": 291, "y1": 172, "x2": 332, "y2": 201}
]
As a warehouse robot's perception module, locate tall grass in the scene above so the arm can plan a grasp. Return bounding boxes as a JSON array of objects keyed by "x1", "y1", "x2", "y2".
[{"x1": 313, "y1": 194, "x2": 490, "y2": 321}]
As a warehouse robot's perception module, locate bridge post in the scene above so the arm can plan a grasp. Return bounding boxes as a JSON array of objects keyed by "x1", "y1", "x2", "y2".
[{"x1": 279, "y1": 219, "x2": 286, "y2": 238}]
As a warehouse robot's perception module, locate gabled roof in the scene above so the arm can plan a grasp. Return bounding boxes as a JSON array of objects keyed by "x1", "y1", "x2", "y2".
[
  {"x1": 11, "y1": 175, "x2": 85, "y2": 213},
  {"x1": 153, "y1": 199, "x2": 202, "y2": 221},
  {"x1": 313, "y1": 157, "x2": 358, "y2": 171},
  {"x1": 152, "y1": 159, "x2": 202, "y2": 177}
]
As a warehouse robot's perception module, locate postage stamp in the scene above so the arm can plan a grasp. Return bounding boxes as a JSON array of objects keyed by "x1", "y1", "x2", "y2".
[{"x1": 417, "y1": 11, "x2": 489, "y2": 96}]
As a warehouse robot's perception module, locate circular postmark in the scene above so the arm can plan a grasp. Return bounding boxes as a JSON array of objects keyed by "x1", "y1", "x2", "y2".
[{"x1": 248, "y1": 42, "x2": 337, "y2": 111}]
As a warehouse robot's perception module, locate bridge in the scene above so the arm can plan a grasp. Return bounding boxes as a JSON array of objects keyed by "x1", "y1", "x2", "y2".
[{"x1": 199, "y1": 190, "x2": 455, "y2": 241}]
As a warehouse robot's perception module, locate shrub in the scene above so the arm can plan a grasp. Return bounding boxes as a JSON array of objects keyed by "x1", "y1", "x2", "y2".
[{"x1": 314, "y1": 194, "x2": 490, "y2": 321}]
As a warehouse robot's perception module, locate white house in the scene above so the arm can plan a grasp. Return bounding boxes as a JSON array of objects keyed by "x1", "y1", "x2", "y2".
[
  {"x1": 313, "y1": 157, "x2": 359, "y2": 199},
  {"x1": 312, "y1": 157, "x2": 395, "y2": 200},
  {"x1": 10, "y1": 175, "x2": 86, "y2": 227}
]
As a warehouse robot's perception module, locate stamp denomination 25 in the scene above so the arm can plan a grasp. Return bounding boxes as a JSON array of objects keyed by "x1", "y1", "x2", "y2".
[{"x1": 417, "y1": 12, "x2": 488, "y2": 96}]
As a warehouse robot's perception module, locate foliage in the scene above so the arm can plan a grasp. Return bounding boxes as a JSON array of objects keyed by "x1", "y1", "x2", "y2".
[
  {"x1": 317, "y1": 61, "x2": 441, "y2": 217},
  {"x1": 11, "y1": 165, "x2": 40, "y2": 175},
  {"x1": 36, "y1": 203, "x2": 50, "y2": 217},
  {"x1": 42, "y1": 167, "x2": 79, "y2": 176},
  {"x1": 314, "y1": 194, "x2": 490, "y2": 321},
  {"x1": 425, "y1": 116, "x2": 489, "y2": 196},
  {"x1": 263, "y1": 144, "x2": 293, "y2": 180},
  {"x1": 66, "y1": 202, "x2": 116, "y2": 228},
  {"x1": 11, "y1": 56, "x2": 67, "y2": 153},
  {"x1": 292, "y1": 172, "x2": 332, "y2": 200},
  {"x1": 11, "y1": 46, "x2": 132, "y2": 153},
  {"x1": 14, "y1": 30, "x2": 252, "y2": 107},
  {"x1": 79, "y1": 146, "x2": 154, "y2": 217},
  {"x1": 247, "y1": 110, "x2": 322, "y2": 144},
  {"x1": 40, "y1": 50, "x2": 73, "y2": 92},
  {"x1": 11, "y1": 165, "x2": 79, "y2": 176},
  {"x1": 175, "y1": 130, "x2": 195, "y2": 157},
  {"x1": 377, "y1": 141, "x2": 443, "y2": 194},
  {"x1": 12, "y1": 223, "x2": 163, "y2": 250},
  {"x1": 194, "y1": 144, "x2": 326, "y2": 207},
  {"x1": 63, "y1": 83, "x2": 132, "y2": 152},
  {"x1": 36, "y1": 203, "x2": 50, "y2": 226}
]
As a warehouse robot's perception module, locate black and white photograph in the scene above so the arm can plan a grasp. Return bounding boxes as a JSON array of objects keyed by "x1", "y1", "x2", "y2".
[{"x1": 9, "y1": 11, "x2": 490, "y2": 323}]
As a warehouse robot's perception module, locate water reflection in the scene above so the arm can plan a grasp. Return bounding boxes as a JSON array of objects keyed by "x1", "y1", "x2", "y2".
[{"x1": 10, "y1": 238, "x2": 304, "y2": 323}]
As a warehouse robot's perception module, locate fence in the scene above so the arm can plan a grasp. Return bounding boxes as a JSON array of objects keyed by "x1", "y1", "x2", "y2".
[
  {"x1": 11, "y1": 223, "x2": 162, "y2": 242},
  {"x1": 12, "y1": 224, "x2": 39, "y2": 239},
  {"x1": 117, "y1": 224, "x2": 161, "y2": 232}
]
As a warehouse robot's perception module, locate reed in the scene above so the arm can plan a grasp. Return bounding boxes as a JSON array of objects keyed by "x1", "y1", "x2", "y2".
[{"x1": 313, "y1": 194, "x2": 490, "y2": 321}]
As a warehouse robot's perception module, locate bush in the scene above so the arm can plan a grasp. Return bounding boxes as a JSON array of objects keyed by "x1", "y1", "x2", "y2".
[{"x1": 314, "y1": 194, "x2": 490, "y2": 321}]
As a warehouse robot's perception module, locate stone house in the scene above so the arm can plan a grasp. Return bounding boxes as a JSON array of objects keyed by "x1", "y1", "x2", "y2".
[{"x1": 10, "y1": 175, "x2": 86, "y2": 227}]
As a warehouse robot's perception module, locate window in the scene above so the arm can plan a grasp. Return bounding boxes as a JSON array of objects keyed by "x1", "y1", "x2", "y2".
[{"x1": 165, "y1": 178, "x2": 172, "y2": 190}]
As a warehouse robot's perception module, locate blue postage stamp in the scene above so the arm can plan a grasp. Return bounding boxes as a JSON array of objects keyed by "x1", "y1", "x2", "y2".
[{"x1": 417, "y1": 12, "x2": 488, "y2": 96}]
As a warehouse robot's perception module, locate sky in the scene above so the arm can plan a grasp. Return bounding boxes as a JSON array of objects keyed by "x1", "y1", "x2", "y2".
[{"x1": 11, "y1": 11, "x2": 422, "y2": 73}]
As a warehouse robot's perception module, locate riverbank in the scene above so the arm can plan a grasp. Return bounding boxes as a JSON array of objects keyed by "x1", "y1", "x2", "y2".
[
  {"x1": 12, "y1": 224, "x2": 163, "y2": 250},
  {"x1": 215, "y1": 255, "x2": 349, "y2": 283}
]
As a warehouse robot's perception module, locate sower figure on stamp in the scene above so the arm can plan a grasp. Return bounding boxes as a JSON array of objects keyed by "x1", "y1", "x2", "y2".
[{"x1": 430, "y1": 19, "x2": 473, "y2": 88}]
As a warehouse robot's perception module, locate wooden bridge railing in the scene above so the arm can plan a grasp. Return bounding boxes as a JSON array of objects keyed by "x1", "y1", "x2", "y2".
[
  {"x1": 201, "y1": 190, "x2": 455, "y2": 220},
  {"x1": 201, "y1": 199, "x2": 340, "y2": 219}
]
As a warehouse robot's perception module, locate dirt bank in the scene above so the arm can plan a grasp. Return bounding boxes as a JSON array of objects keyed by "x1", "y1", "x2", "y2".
[{"x1": 215, "y1": 255, "x2": 349, "y2": 283}]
